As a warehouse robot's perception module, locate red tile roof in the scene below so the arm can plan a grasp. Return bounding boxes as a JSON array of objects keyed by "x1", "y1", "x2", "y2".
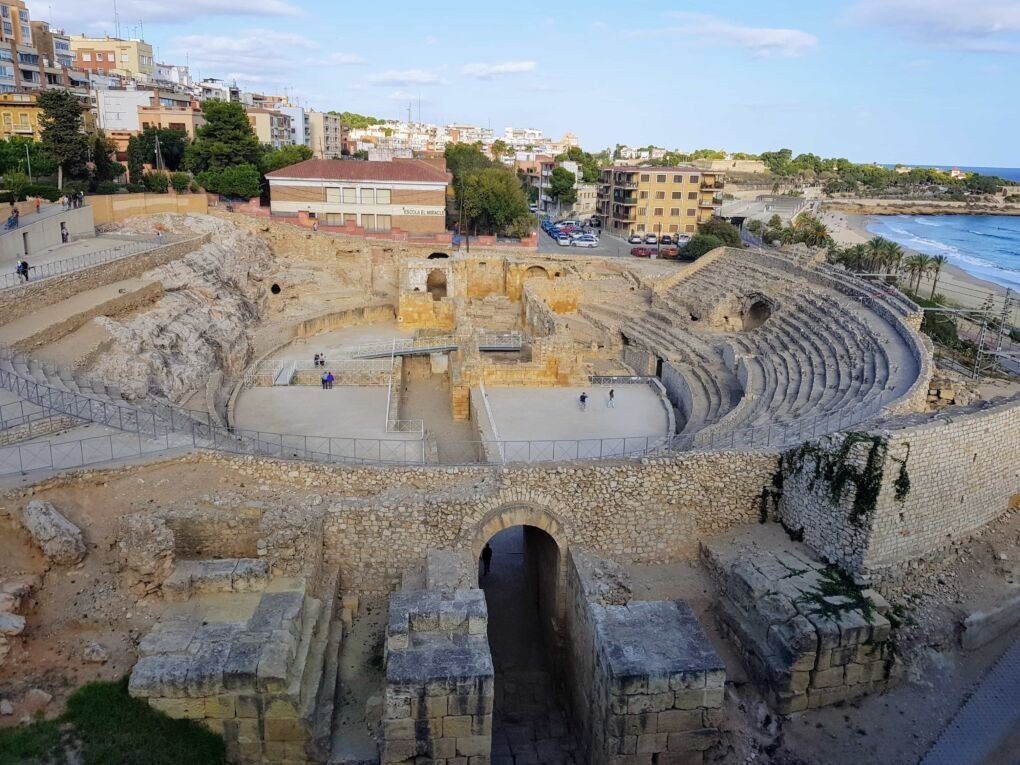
[{"x1": 265, "y1": 158, "x2": 451, "y2": 184}]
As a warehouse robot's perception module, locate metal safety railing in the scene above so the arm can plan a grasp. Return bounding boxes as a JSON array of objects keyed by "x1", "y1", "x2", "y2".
[{"x1": 0, "y1": 236, "x2": 169, "y2": 291}]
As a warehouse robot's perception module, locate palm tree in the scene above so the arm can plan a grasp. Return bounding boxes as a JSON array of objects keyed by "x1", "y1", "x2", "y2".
[
  {"x1": 885, "y1": 241, "x2": 905, "y2": 276},
  {"x1": 866, "y1": 237, "x2": 886, "y2": 272},
  {"x1": 904, "y1": 254, "x2": 934, "y2": 295},
  {"x1": 928, "y1": 254, "x2": 949, "y2": 300}
]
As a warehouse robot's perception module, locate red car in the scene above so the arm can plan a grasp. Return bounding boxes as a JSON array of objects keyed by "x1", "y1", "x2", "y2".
[{"x1": 630, "y1": 247, "x2": 654, "y2": 257}]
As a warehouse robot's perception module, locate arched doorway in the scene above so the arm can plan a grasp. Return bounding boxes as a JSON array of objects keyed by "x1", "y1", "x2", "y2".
[
  {"x1": 742, "y1": 297, "x2": 772, "y2": 331},
  {"x1": 427, "y1": 252, "x2": 449, "y2": 259},
  {"x1": 524, "y1": 265, "x2": 549, "y2": 280},
  {"x1": 426, "y1": 269, "x2": 447, "y2": 300},
  {"x1": 478, "y1": 521, "x2": 577, "y2": 759}
]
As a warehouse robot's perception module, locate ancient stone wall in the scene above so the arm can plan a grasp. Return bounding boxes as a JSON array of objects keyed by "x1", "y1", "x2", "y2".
[
  {"x1": 397, "y1": 293, "x2": 456, "y2": 330},
  {"x1": 293, "y1": 305, "x2": 394, "y2": 338},
  {"x1": 0, "y1": 235, "x2": 210, "y2": 326},
  {"x1": 776, "y1": 396, "x2": 1020, "y2": 580}
]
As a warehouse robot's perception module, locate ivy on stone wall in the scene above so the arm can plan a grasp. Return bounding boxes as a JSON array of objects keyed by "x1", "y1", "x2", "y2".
[{"x1": 782, "y1": 432, "x2": 909, "y2": 527}]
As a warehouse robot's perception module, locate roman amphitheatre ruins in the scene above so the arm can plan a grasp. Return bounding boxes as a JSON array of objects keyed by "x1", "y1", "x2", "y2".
[{"x1": 0, "y1": 201, "x2": 1018, "y2": 765}]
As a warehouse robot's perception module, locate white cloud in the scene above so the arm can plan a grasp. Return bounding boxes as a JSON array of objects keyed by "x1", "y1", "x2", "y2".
[
  {"x1": 49, "y1": 0, "x2": 299, "y2": 30},
  {"x1": 167, "y1": 30, "x2": 315, "y2": 89},
  {"x1": 847, "y1": 0, "x2": 1020, "y2": 52},
  {"x1": 629, "y1": 13, "x2": 817, "y2": 57},
  {"x1": 367, "y1": 69, "x2": 443, "y2": 85},
  {"x1": 461, "y1": 60, "x2": 537, "y2": 78},
  {"x1": 388, "y1": 90, "x2": 429, "y2": 103}
]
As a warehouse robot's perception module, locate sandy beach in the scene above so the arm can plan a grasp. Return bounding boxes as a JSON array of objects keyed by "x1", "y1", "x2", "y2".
[{"x1": 820, "y1": 210, "x2": 1016, "y2": 314}]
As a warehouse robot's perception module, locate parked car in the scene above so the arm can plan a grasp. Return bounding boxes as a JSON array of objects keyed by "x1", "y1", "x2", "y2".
[
  {"x1": 558, "y1": 220, "x2": 579, "y2": 228},
  {"x1": 628, "y1": 234, "x2": 643, "y2": 244},
  {"x1": 572, "y1": 235, "x2": 599, "y2": 248},
  {"x1": 630, "y1": 247, "x2": 654, "y2": 257},
  {"x1": 660, "y1": 234, "x2": 673, "y2": 245},
  {"x1": 659, "y1": 247, "x2": 680, "y2": 259},
  {"x1": 556, "y1": 235, "x2": 573, "y2": 246},
  {"x1": 644, "y1": 234, "x2": 658, "y2": 245}
]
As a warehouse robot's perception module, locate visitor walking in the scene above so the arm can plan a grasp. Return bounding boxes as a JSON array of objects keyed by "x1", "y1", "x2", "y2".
[
  {"x1": 321, "y1": 371, "x2": 328, "y2": 390},
  {"x1": 319, "y1": 354, "x2": 326, "y2": 367},
  {"x1": 578, "y1": 391, "x2": 588, "y2": 411},
  {"x1": 326, "y1": 371, "x2": 334, "y2": 390},
  {"x1": 607, "y1": 388, "x2": 615, "y2": 408},
  {"x1": 34, "y1": 197, "x2": 40, "y2": 215},
  {"x1": 481, "y1": 543, "x2": 493, "y2": 576},
  {"x1": 16, "y1": 260, "x2": 32, "y2": 283},
  {"x1": 311, "y1": 219, "x2": 318, "y2": 232},
  {"x1": 313, "y1": 353, "x2": 320, "y2": 368}
]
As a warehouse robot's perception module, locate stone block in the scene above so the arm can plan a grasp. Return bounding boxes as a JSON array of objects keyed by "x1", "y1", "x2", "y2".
[
  {"x1": 773, "y1": 691, "x2": 809, "y2": 714},
  {"x1": 870, "y1": 614, "x2": 892, "y2": 643},
  {"x1": 385, "y1": 691, "x2": 412, "y2": 719},
  {"x1": 256, "y1": 636, "x2": 293, "y2": 693},
  {"x1": 264, "y1": 717, "x2": 304, "y2": 742},
  {"x1": 636, "y1": 732, "x2": 670, "y2": 753},
  {"x1": 811, "y1": 666, "x2": 845, "y2": 689},
  {"x1": 472, "y1": 714, "x2": 491, "y2": 736},
  {"x1": 412, "y1": 694, "x2": 447, "y2": 718},
  {"x1": 383, "y1": 717, "x2": 415, "y2": 740},
  {"x1": 455, "y1": 736, "x2": 490, "y2": 757},
  {"x1": 205, "y1": 694, "x2": 236, "y2": 719},
  {"x1": 669, "y1": 672, "x2": 705, "y2": 691},
  {"x1": 383, "y1": 738, "x2": 417, "y2": 763},
  {"x1": 766, "y1": 616, "x2": 817, "y2": 672},
  {"x1": 138, "y1": 625, "x2": 196, "y2": 656},
  {"x1": 147, "y1": 696, "x2": 204, "y2": 718},
  {"x1": 844, "y1": 663, "x2": 865, "y2": 686},
  {"x1": 835, "y1": 609, "x2": 872, "y2": 647},
  {"x1": 830, "y1": 646, "x2": 855, "y2": 667},
  {"x1": 234, "y1": 717, "x2": 261, "y2": 744},
  {"x1": 467, "y1": 757, "x2": 489, "y2": 765},
  {"x1": 129, "y1": 655, "x2": 191, "y2": 699},
  {"x1": 223, "y1": 635, "x2": 264, "y2": 691},
  {"x1": 235, "y1": 694, "x2": 260, "y2": 718},
  {"x1": 432, "y1": 737, "x2": 457, "y2": 759},
  {"x1": 702, "y1": 688, "x2": 724, "y2": 708},
  {"x1": 443, "y1": 715, "x2": 472, "y2": 738},
  {"x1": 657, "y1": 710, "x2": 703, "y2": 733},
  {"x1": 628, "y1": 692, "x2": 674, "y2": 714},
  {"x1": 186, "y1": 641, "x2": 230, "y2": 697},
  {"x1": 667, "y1": 729, "x2": 717, "y2": 752},
  {"x1": 232, "y1": 559, "x2": 270, "y2": 592},
  {"x1": 702, "y1": 708, "x2": 723, "y2": 728},
  {"x1": 673, "y1": 690, "x2": 707, "y2": 710},
  {"x1": 617, "y1": 675, "x2": 648, "y2": 695},
  {"x1": 264, "y1": 699, "x2": 299, "y2": 719},
  {"x1": 162, "y1": 565, "x2": 195, "y2": 602},
  {"x1": 20, "y1": 500, "x2": 86, "y2": 565},
  {"x1": 624, "y1": 712, "x2": 658, "y2": 735}
]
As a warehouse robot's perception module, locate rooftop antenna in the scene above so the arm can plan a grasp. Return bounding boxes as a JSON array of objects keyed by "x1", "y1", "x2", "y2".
[
  {"x1": 139, "y1": 20, "x2": 143, "y2": 39},
  {"x1": 418, "y1": 94, "x2": 421, "y2": 123},
  {"x1": 113, "y1": 0, "x2": 121, "y2": 38}
]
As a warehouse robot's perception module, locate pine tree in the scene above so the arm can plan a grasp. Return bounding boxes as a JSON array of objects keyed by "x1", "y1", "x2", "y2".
[{"x1": 36, "y1": 90, "x2": 88, "y2": 189}]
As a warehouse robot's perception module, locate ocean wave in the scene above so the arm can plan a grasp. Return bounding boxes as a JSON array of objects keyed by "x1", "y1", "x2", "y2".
[
  {"x1": 952, "y1": 252, "x2": 1001, "y2": 270},
  {"x1": 912, "y1": 217, "x2": 940, "y2": 227},
  {"x1": 966, "y1": 229, "x2": 1015, "y2": 241}
]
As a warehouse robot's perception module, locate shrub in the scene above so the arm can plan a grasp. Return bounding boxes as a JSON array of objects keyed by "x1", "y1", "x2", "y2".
[
  {"x1": 125, "y1": 182, "x2": 145, "y2": 193},
  {"x1": 142, "y1": 172, "x2": 169, "y2": 193},
  {"x1": 94, "y1": 180, "x2": 121, "y2": 195},
  {"x1": 681, "y1": 233, "x2": 725, "y2": 260},
  {"x1": 196, "y1": 164, "x2": 262, "y2": 199},
  {"x1": 189, "y1": 181, "x2": 200, "y2": 194},
  {"x1": 170, "y1": 172, "x2": 191, "y2": 193},
  {"x1": 23, "y1": 183, "x2": 61, "y2": 201}
]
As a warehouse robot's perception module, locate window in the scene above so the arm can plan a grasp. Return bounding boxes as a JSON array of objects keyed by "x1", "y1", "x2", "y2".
[
  {"x1": 344, "y1": 213, "x2": 356, "y2": 226},
  {"x1": 0, "y1": 7, "x2": 7, "y2": 17},
  {"x1": 2, "y1": 21, "x2": 11, "y2": 37},
  {"x1": 653, "y1": 207, "x2": 663, "y2": 216},
  {"x1": 639, "y1": 190, "x2": 648, "y2": 199},
  {"x1": 81, "y1": 52, "x2": 91, "y2": 61},
  {"x1": 376, "y1": 214, "x2": 391, "y2": 231},
  {"x1": 655, "y1": 191, "x2": 665, "y2": 199},
  {"x1": 342, "y1": 187, "x2": 356, "y2": 203},
  {"x1": 669, "y1": 224, "x2": 679, "y2": 232},
  {"x1": 18, "y1": 53, "x2": 37, "y2": 64},
  {"x1": 361, "y1": 214, "x2": 375, "y2": 229},
  {"x1": 18, "y1": 112, "x2": 27, "y2": 125},
  {"x1": 326, "y1": 187, "x2": 341, "y2": 203},
  {"x1": 688, "y1": 191, "x2": 698, "y2": 200},
  {"x1": 18, "y1": 10, "x2": 27, "y2": 21},
  {"x1": 686, "y1": 208, "x2": 696, "y2": 216},
  {"x1": 376, "y1": 188, "x2": 391, "y2": 204},
  {"x1": 120, "y1": 53, "x2": 129, "y2": 62},
  {"x1": 671, "y1": 191, "x2": 681, "y2": 199},
  {"x1": 107, "y1": 53, "x2": 115, "y2": 62},
  {"x1": 640, "y1": 173, "x2": 649, "y2": 182},
  {"x1": 689, "y1": 175, "x2": 699, "y2": 183},
  {"x1": 325, "y1": 213, "x2": 342, "y2": 226},
  {"x1": 673, "y1": 174, "x2": 682, "y2": 183},
  {"x1": 656, "y1": 174, "x2": 666, "y2": 183},
  {"x1": 686, "y1": 224, "x2": 695, "y2": 232},
  {"x1": 0, "y1": 49, "x2": 10, "y2": 61},
  {"x1": 361, "y1": 188, "x2": 375, "y2": 204},
  {"x1": 19, "y1": 24, "x2": 28, "y2": 41},
  {"x1": 670, "y1": 208, "x2": 680, "y2": 217}
]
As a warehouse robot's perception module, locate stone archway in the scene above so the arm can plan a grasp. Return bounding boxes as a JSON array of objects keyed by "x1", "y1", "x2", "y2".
[
  {"x1": 524, "y1": 265, "x2": 551, "y2": 280},
  {"x1": 427, "y1": 252, "x2": 449, "y2": 259},
  {"x1": 470, "y1": 503, "x2": 568, "y2": 563}
]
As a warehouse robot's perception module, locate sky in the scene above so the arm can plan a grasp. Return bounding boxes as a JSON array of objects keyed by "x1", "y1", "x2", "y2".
[{"x1": 38, "y1": 0, "x2": 1020, "y2": 167}]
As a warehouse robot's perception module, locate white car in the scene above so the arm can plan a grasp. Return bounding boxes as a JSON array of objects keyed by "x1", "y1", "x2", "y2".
[
  {"x1": 644, "y1": 233, "x2": 658, "y2": 245},
  {"x1": 571, "y1": 235, "x2": 599, "y2": 248},
  {"x1": 556, "y1": 235, "x2": 573, "y2": 246},
  {"x1": 628, "y1": 234, "x2": 643, "y2": 244}
]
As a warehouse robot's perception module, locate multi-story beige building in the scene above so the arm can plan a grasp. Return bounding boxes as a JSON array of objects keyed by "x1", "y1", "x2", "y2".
[
  {"x1": 0, "y1": 4, "x2": 90, "y2": 98},
  {"x1": 573, "y1": 183, "x2": 598, "y2": 218},
  {"x1": 307, "y1": 110, "x2": 345, "y2": 158},
  {"x1": 265, "y1": 158, "x2": 450, "y2": 236},
  {"x1": 246, "y1": 108, "x2": 293, "y2": 149},
  {"x1": 139, "y1": 100, "x2": 205, "y2": 138},
  {"x1": 69, "y1": 34, "x2": 154, "y2": 78},
  {"x1": 596, "y1": 166, "x2": 725, "y2": 237}
]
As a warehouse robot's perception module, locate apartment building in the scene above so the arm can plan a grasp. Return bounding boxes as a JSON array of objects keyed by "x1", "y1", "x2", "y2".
[
  {"x1": 278, "y1": 105, "x2": 309, "y2": 148},
  {"x1": 70, "y1": 35, "x2": 154, "y2": 78},
  {"x1": 265, "y1": 158, "x2": 451, "y2": 236},
  {"x1": 139, "y1": 100, "x2": 205, "y2": 138},
  {"x1": 0, "y1": 90, "x2": 37, "y2": 137},
  {"x1": 307, "y1": 110, "x2": 345, "y2": 158},
  {"x1": 596, "y1": 166, "x2": 725, "y2": 237},
  {"x1": 96, "y1": 88, "x2": 192, "y2": 131},
  {"x1": 246, "y1": 108, "x2": 293, "y2": 149},
  {"x1": 0, "y1": 4, "x2": 90, "y2": 98},
  {"x1": 574, "y1": 183, "x2": 598, "y2": 217}
]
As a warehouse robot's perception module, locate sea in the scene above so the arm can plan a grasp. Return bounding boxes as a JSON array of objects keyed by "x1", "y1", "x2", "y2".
[{"x1": 865, "y1": 215, "x2": 1020, "y2": 291}]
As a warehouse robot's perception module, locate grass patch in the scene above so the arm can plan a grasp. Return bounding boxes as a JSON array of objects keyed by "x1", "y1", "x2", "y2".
[{"x1": 0, "y1": 677, "x2": 226, "y2": 765}]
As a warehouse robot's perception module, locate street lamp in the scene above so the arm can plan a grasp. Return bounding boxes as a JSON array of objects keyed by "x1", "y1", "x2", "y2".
[{"x1": 25, "y1": 144, "x2": 32, "y2": 184}]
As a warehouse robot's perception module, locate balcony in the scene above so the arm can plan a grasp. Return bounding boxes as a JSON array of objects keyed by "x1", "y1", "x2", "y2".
[
  {"x1": 701, "y1": 180, "x2": 725, "y2": 190},
  {"x1": 613, "y1": 195, "x2": 637, "y2": 206},
  {"x1": 614, "y1": 180, "x2": 639, "y2": 189}
]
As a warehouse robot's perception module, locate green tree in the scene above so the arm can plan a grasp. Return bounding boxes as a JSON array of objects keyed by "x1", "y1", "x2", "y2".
[
  {"x1": 170, "y1": 171, "x2": 192, "y2": 193},
  {"x1": 445, "y1": 142, "x2": 494, "y2": 187},
  {"x1": 697, "y1": 217, "x2": 741, "y2": 247},
  {"x1": 142, "y1": 171, "x2": 169, "y2": 193},
  {"x1": 260, "y1": 144, "x2": 313, "y2": 173},
  {"x1": 3, "y1": 169, "x2": 29, "y2": 200},
  {"x1": 548, "y1": 166, "x2": 578, "y2": 208},
  {"x1": 927, "y1": 254, "x2": 949, "y2": 299},
  {"x1": 36, "y1": 89, "x2": 88, "y2": 188},
  {"x1": 682, "y1": 234, "x2": 724, "y2": 259},
  {"x1": 90, "y1": 133, "x2": 124, "y2": 186},
  {"x1": 0, "y1": 137, "x2": 56, "y2": 177},
  {"x1": 462, "y1": 167, "x2": 531, "y2": 236},
  {"x1": 185, "y1": 101, "x2": 263, "y2": 174},
  {"x1": 331, "y1": 111, "x2": 382, "y2": 130},
  {"x1": 196, "y1": 164, "x2": 263, "y2": 199},
  {"x1": 490, "y1": 139, "x2": 510, "y2": 162}
]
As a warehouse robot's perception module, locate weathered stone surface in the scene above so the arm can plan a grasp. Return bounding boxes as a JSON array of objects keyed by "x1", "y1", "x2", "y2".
[
  {"x1": 0, "y1": 613, "x2": 25, "y2": 636},
  {"x1": 20, "y1": 501, "x2": 86, "y2": 565},
  {"x1": 82, "y1": 641, "x2": 109, "y2": 663}
]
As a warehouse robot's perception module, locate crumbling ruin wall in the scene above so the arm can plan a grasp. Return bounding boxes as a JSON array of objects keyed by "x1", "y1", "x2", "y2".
[{"x1": 776, "y1": 396, "x2": 1020, "y2": 581}]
